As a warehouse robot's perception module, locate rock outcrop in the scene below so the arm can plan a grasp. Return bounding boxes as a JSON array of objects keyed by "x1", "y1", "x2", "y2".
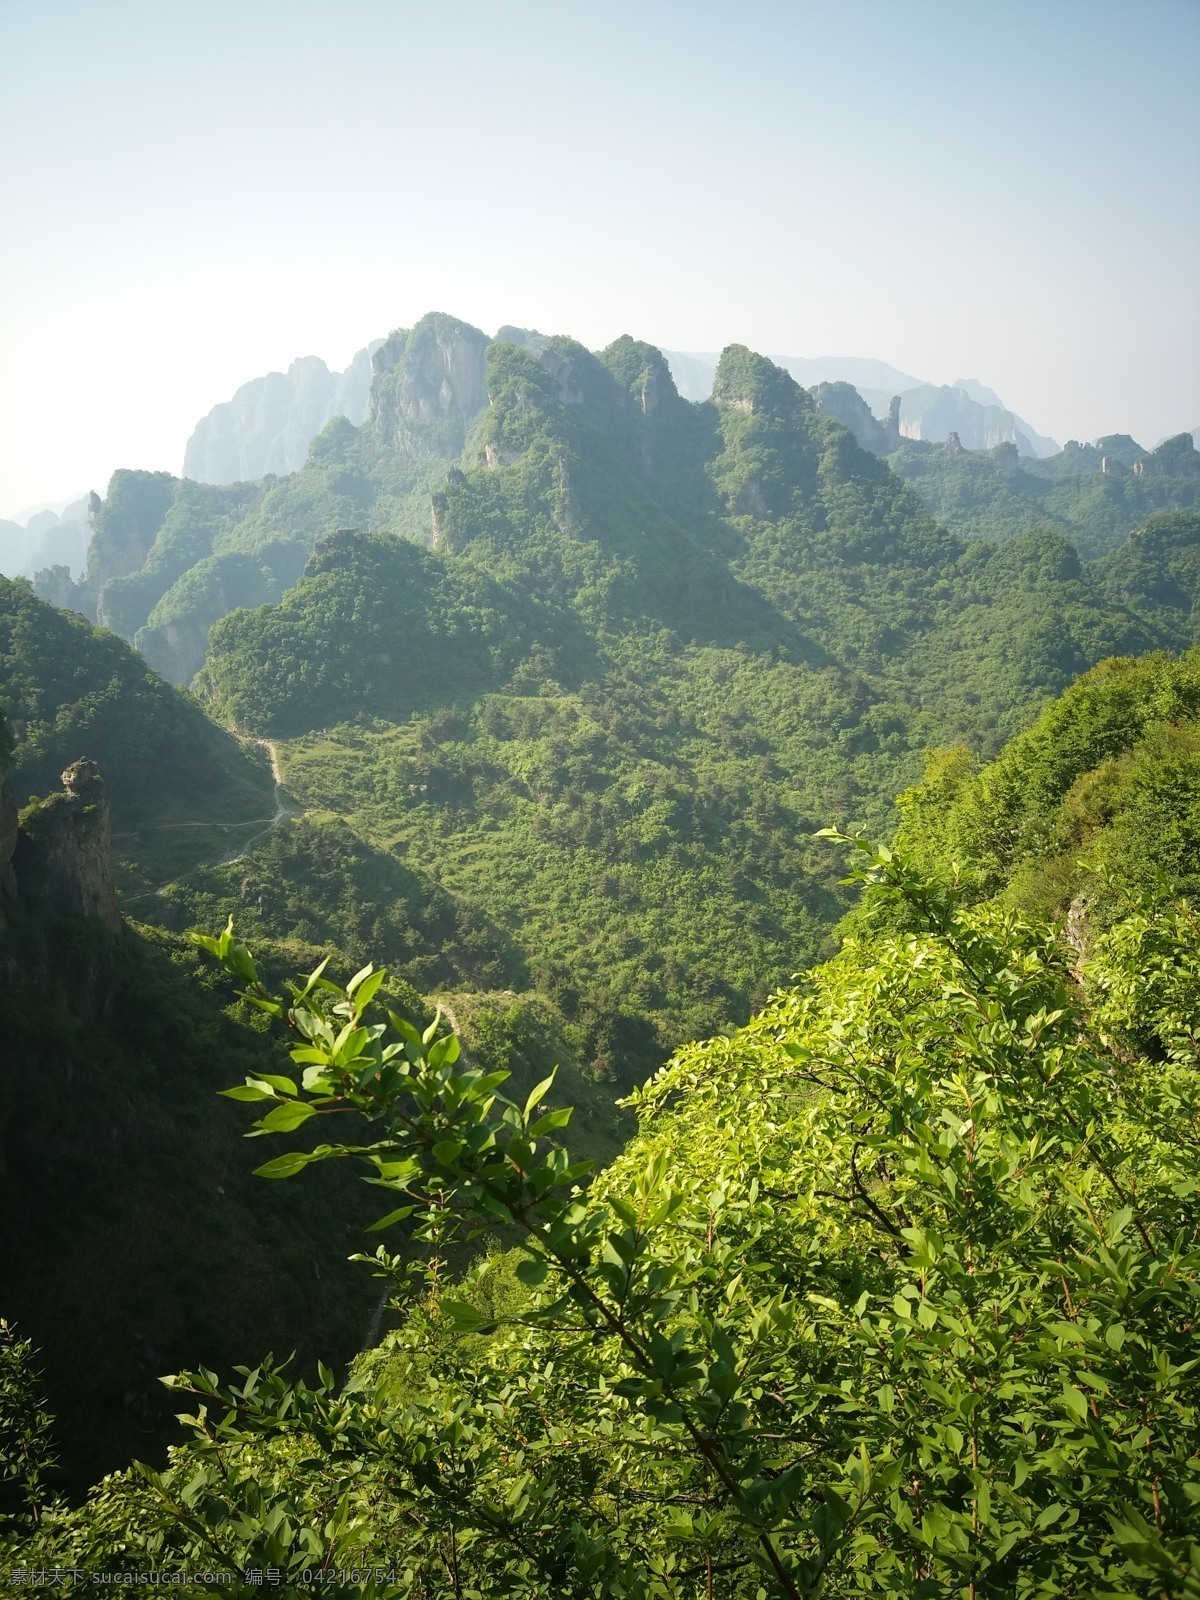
[
  {"x1": 369, "y1": 314, "x2": 490, "y2": 458},
  {"x1": 32, "y1": 563, "x2": 93, "y2": 618},
  {"x1": 12, "y1": 759, "x2": 121, "y2": 932},
  {"x1": 896, "y1": 385, "x2": 1042, "y2": 455}
]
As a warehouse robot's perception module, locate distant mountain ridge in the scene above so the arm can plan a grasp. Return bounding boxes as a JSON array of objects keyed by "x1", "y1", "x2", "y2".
[
  {"x1": 182, "y1": 342, "x2": 382, "y2": 484},
  {"x1": 35, "y1": 313, "x2": 1199, "y2": 692},
  {"x1": 664, "y1": 351, "x2": 1060, "y2": 457},
  {"x1": 0, "y1": 497, "x2": 90, "y2": 583},
  {"x1": 178, "y1": 338, "x2": 1060, "y2": 495}
]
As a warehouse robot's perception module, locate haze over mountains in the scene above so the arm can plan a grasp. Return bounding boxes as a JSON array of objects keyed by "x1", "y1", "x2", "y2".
[
  {"x1": 177, "y1": 335, "x2": 1061, "y2": 494},
  {"x1": 21, "y1": 312, "x2": 1194, "y2": 698},
  {"x1": 0, "y1": 498, "x2": 90, "y2": 582}
]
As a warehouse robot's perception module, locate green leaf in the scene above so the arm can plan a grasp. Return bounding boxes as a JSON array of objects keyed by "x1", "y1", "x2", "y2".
[
  {"x1": 298, "y1": 956, "x2": 331, "y2": 998},
  {"x1": 352, "y1": 970, "x2": 386, "y2": 1011},
  {"x1": 387, "y1": 1010, "x2": 423, "y2": 1047},
  {"x1": 220, "y1": 1084, "x2": 276, "y2": 1102},
  {"x1": 440, "y1": 1299, "x2": 499, "y2": 1334},
  {"x1": 529, "y1": 1106, "x2": 572, "y2": 1138},
  {"x1": 1060, "y1": 1385, "x2": 1090, "y2": 1422},
  {"x1": 367, "y1": 1206, "x2": 415, "y2": 1232},
  {"x1": 253, "y1": 1151, "x2": 312, "y2": 1180},
  {"x1": 254, "y1": 1073, "x2": 298, "y2": 1096},
  {"x1": 523, "y1": 1070, "x2": 557, "y2": 1125},
  {"x1": 259, "y1": 1102, "x2": 318, "y2": 1133},
  {"x1": 515, "y1": 1257, "x2": 549, "y2": 1287}
]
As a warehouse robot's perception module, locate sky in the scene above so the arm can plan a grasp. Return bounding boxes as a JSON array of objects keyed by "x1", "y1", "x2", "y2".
[{"x1": 1, "y1": 0, "x2": 1198, "y2": 517}]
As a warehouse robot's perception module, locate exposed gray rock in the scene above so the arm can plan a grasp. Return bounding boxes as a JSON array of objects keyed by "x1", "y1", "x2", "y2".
[
  {"x1": 811, "y1": 382, "x2": 891, "y2": 453},
  {"x1": 370, "y1": 315, "x2": 490, "y2": 458},
  {"x1": 33, "y1": 564, "x2": 93, "y2": 618},
  {"x1": 35, "y1": 755, "x2": 122, "y2": 934},
  {"x1": 14, "y1": 760, "x2": 121, "y2": 932},
  {"x1": 184, "y1": 343, "x2": 381, "y2": 484},
  {"x1": 896, "y1": 385, "x2": 1041, "y2": 454}
]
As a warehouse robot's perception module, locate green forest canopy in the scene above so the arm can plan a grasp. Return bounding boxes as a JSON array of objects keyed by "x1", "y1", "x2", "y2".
[{"x1": 7, "y1": 646, "x2": 1199, "y2": 1594}]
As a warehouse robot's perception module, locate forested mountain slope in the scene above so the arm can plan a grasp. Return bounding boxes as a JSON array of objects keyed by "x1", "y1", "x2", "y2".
[
  {"x1": 0, "y1": 576, "x2": 275, "y2": 899},
  {"x1": 39, "y1": 315, "x2": 1199, "y2": 690},
  {"x1": 11, "y1": 649, "x2": 1198, "y2": 1595},
  {"x1": 180, "y1": 339, "x2": 1200, "y2": 1074},
  {"x1": 889, "y1": 431, "x2": 1199, "y2": 556}
]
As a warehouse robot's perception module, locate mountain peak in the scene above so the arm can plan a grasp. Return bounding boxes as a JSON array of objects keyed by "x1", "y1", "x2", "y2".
[{"x1": 711, "y1": 346, "x2": 809, "y2": 416}]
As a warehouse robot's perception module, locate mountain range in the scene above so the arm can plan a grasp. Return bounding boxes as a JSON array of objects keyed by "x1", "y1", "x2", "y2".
[
  {"x1": 3, "y1": 310, "x2": 1200, "y2": 1521},
  {"x1": 177, "y1": 337, "x2": 1061, "y2": 497},
  {"x1": 0, "y1": 497, "x2": 90, "y2": 584},
  {"x1": 30, "y1": 315, "x2": 1199, "y2": 693}
]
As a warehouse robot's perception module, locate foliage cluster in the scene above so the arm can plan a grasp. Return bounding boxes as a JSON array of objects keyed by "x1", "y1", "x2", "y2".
[
  {"x1": 882, "y1": 645, "x2": 1200, "y2": 924},
  {"x1": 186, "y1": 342, "x2": 1200, "y2": 1076},
  {"x1": 11, "y1": 833, "x2": 1199, "y2": 1596},
  {"x1": 888, "y1": 435, "x2": 1199, "y2": 558}
]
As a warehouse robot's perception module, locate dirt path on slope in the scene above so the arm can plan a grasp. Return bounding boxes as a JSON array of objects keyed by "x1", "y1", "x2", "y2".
[{"x1": 120, "y1": 737, "x2": 302, "y2": 906}]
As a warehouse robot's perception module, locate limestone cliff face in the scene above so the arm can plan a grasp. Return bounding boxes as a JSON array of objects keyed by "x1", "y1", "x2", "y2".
[
  {"x1": 369, "y1": 314, "x2": 490, "y2": 458},
  {"x1": 12, "y1": 759, "x2": 121, "y2": 932},
  {"x1": 811, "y1": 382, "x2": 891, "y2": 454},
  {"x1": 86, "y1": 473, "x2": 176, "y2": 612},
  {"x1": 32, "y1": 563, "x2": 94, "y2": 620},
  {"x1": 897, "y1": 385, "x2": 1040, "y2": 455},
  {"x1": 183, "y1": 344, "x2": 380, "y2": 485}
]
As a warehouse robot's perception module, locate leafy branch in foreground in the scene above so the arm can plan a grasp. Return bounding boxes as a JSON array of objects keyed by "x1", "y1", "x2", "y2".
[{"x1": 11, "y1": 845, "x2": 1200, "y2": 1598}]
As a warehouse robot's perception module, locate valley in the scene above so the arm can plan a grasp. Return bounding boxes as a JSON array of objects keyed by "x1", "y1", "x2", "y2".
[{"x1": 2, "y1": 319, "x2": 1199, "y2": 1593}]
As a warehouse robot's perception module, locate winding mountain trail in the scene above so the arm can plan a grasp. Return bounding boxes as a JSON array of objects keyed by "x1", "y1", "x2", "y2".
[{"x1": 120, "y1": 737, "x2": 302, "y2": 906}]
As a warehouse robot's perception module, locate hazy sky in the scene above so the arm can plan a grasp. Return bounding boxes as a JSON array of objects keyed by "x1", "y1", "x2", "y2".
[{"x1": 2, "y1": 0, "x2": 1198, "y2": 516}]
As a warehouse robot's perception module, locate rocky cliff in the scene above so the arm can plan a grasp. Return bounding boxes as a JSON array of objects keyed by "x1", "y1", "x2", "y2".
[
  {"x1": 895, "y1": 384, "x2": 1043, "y2": 454},
  {"x1": 811, "y1": 381, "x2": 897, "y2": 453},
  {"x1": 369, "y1": 314, "x2": 491, "y2": 457},
  {"x1": 183, "y1": 343, "x2": 380, "y2": 484},
  {"x1": 11, "y1": 759, "x2": 121, "y2": 932}
]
